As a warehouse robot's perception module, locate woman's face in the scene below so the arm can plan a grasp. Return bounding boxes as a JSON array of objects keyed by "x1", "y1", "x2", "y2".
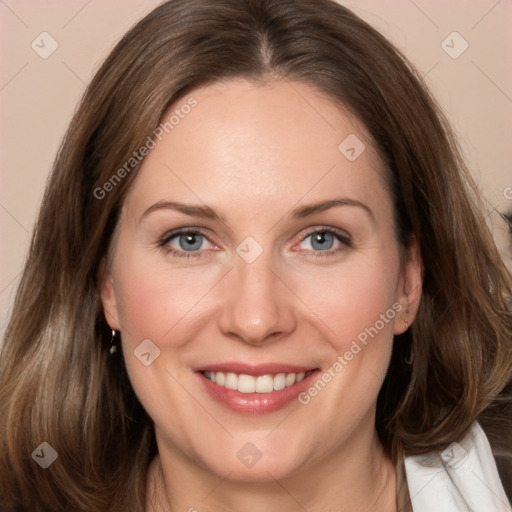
[{"x1": 101, "y1": 79, "x2": 421, "y2": 483}]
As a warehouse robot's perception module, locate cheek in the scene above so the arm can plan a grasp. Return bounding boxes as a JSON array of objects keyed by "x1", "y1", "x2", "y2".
[
  {"x1": 293, "y1": 250, "x2": 401, "y2": 353},
  {"x1": 110, "y1": 251, "x2": 221, "y2": 429},
  {"x1": 289, "y1": 246, "x2": 402, "y2": 423},
  {"x1": 113, "y1": 249, "x2": 222, "y2": 344},
  {"x1": 288, "y1": 253, "x2": 401, "y2": 440}
]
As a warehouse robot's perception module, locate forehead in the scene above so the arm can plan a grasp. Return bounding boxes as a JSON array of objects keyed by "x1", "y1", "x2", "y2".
[{"x1": 123, "y1": 79, "x2": 392, "y2": 221}]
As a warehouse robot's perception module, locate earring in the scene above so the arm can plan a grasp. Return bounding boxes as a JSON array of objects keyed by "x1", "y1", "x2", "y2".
[
  {"x1": 405, "y1": 319, "x2": 409, "y2": 330},
  {"x1": 109, "y1": 329, "x2": 118, "y2": 355}
]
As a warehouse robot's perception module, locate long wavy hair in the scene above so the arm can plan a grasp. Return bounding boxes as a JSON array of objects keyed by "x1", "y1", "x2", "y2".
[{"x1": 1, "y1": 0, "x2": 511, "y2": 510}]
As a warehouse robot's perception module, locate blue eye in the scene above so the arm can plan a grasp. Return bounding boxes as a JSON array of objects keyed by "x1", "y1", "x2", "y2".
[
  {"x1": 309, "y1": 231, "x2": 335, "y2": 251},
  {"x1": 176, "y1": 232, "x2": 205, "y2": 251},
  {"x1": 159, "y1": 229, "x2": 214, "y2": 257},
  {"x1": 299, "y1": 229, "x2": 350, "y2": 255},
  {"x1": 158, "y1": 227, "x2": 350, "y2": 259}
]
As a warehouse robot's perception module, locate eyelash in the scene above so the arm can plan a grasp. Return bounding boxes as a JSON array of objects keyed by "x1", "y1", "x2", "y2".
[
  {"x1": 299, "y1": 226, "x2": 352, "y2": 258},
  {"x1": 157, "y1": 227, "x2": 213, "y2": 259},
  {"x1": 157, "y1": 226, "x2": 352, "y2": 259}
]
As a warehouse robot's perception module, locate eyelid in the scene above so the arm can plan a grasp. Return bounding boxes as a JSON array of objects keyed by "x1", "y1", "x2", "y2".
[
  {"x1": 157, "y1": 227, "x2": 218, "y2": 257},
  {"x1": 157, "y1": 225, "x2": 352, "y2": 258},
  {"x1": 292, "y1": 225, "x2": 352, "y2": 257},
  {"x1": 159, "y1": 226, "x2": 211, "y2": 241},
  {"x1": 297, "y1": 225, "x2": 351, "y2": 244}
]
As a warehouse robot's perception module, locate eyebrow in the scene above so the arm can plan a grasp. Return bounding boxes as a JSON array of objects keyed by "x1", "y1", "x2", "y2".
[
  {"x1": 140, "y1": 197, "x2": 374, "y2": 223},
  {"x1": 140, "y1": 201, "x2": 225, "y2": 222},
  {"x1": 289, "y1": 198, "x2": 374, "y2": 222}
]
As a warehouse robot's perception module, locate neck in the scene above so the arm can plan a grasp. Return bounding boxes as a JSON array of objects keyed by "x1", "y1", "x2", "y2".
[{"x1": 146, "y1": 426, "x2": 397, "y2": 512}]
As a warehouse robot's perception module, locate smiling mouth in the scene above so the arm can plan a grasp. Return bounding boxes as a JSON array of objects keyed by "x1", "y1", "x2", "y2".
[{"x1": 201, "y1": 370, "x2": 316, "y2": 393}]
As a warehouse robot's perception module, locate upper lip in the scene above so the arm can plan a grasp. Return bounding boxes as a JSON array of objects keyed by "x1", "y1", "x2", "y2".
[{"x1": 195, "y1": 362, "x2": 318, "y2": 376}]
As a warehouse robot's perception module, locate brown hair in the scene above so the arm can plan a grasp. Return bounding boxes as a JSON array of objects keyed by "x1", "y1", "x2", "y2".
[{"x1": 1, "y1": 0, "x2": 511, "y2": 510}]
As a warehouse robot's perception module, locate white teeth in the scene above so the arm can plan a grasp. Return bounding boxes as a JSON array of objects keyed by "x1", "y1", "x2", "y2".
[
  {"x1": 238, "y1": 374, "x2": 255, "y2": 393},
  {"x1": 203, "y1": 370, "x2": 311, "y2": 393},
  {"x1": 255, "y1": 375, "x2": 274, "y2": 393},
  {"x1": 225, "y1": 372, "x2": 238, "y2": 391},
  {"x1": 285, "y1": 373, "x2": 296, "y2": 386},
  {"x1": 273, "y1": 373, "x2": 286, "y2": 390}
]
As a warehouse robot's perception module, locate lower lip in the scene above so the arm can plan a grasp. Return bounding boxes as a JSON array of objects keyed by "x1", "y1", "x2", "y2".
[{"x1": 197, "y1": 370, "x2": 320, "y2": 414}]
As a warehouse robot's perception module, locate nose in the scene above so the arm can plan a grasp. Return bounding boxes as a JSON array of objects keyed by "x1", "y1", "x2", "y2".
[{"x1": 217, "y1": 253, "x2": 297, "y2": 346}]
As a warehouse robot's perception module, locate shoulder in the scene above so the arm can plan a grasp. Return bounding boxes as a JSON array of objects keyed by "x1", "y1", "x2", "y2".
[{"x1": 403, "y1": 422, "x2": 511, "y2": 511}]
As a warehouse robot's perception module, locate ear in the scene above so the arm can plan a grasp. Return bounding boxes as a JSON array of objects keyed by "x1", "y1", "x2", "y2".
[
  {"x1": 98, "y1": 259, "x2": 121, "y2": 330},
  {"x1": 394, "y1": 234, "x2": 423, "y2": 335}
]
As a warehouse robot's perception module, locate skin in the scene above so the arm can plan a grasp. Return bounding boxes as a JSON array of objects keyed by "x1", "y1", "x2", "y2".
[{"x1": 100, "y1": 79, "x2": 422, "y2": 512}]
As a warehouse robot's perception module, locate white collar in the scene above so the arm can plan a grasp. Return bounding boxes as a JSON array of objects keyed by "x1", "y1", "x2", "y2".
[{"x1": 404, "y1": 422, "x2": 511, "y2": 511}]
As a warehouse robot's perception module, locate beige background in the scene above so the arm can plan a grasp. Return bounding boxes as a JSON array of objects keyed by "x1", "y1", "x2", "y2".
[{"x1": 1, "y1": 0, "x2": 511, "y2": 337}]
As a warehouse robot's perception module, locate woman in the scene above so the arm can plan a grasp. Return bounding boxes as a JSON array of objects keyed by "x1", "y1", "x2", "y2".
[{"x1": 0, "y1": 0, "x2": 511, "y2": 510}]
